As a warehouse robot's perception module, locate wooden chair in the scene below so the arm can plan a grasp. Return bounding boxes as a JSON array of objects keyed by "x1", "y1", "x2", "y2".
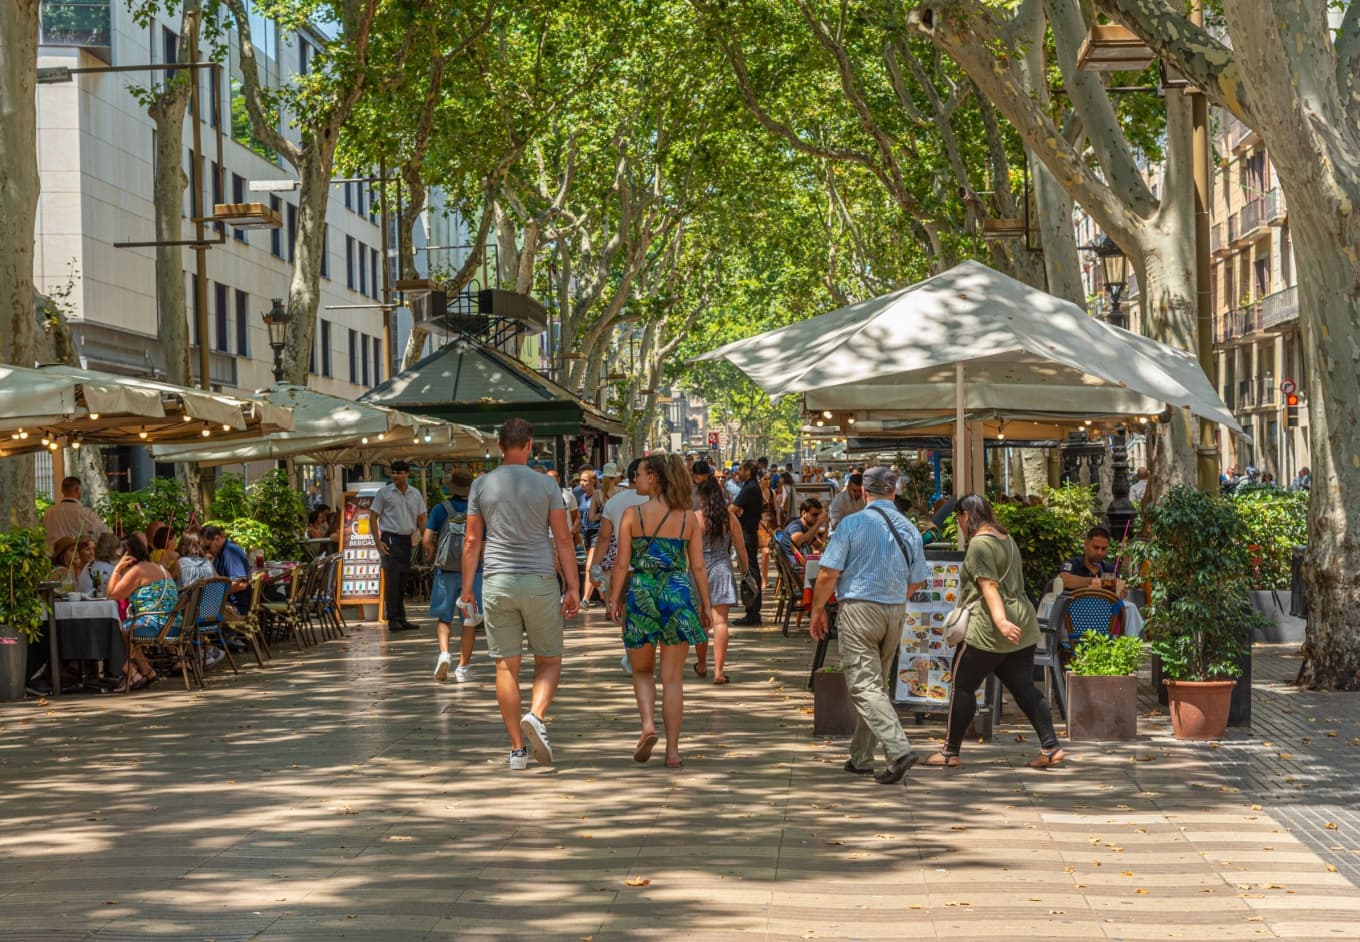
[
  {"x1": 191, "y1": 577, "x2": 236, "y2": 674},
  {"x1": 222, "y1": 572, "x2": 269, "y2": 665},
  {"x1": 123, "y1": 582, "x2": 203, "y2": 691}
]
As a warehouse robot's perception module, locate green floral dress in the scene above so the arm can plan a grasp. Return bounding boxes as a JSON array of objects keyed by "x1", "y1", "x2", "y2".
[{"x1": 624, "y1": 508, "x2": 706, "y2": 650}]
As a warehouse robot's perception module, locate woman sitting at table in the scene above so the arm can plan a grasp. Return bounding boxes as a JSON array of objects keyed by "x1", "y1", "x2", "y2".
[
  {"x1": 106, "y1": 533, "x2": 178, "y2": 690},
  {"x1": 149, "y1": 524, "x2": 180, "y2": 576},
  {"x1": 89, "y1": 533, "x2": 119, "y2": 588},
  {"x1": 47, "y1": 537, "x2": 81, "y2": 594},
  {"x1": 306, "y1": 508, "x2": 330, "y2": 540},
  {"x1": 174, "y1": 532, "x2": 214, "y2": 587}
]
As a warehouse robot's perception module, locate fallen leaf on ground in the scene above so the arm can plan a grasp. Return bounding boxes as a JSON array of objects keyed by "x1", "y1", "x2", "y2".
[
  {"x1": 625, "y1": 878, "x2": 651, "y2": 887},
  {"x1": 1326, "y1": 822, "x2": 1340, "y2": 830},
  {"x1": 1328, "y1": 865, "x2": 1339, "y2": 873},
  {"x1": 1136, "y1": 888, "x2": 1148, "y2": 895}
]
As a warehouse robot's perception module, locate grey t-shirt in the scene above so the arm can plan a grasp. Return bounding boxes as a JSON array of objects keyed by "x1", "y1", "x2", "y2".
[{"x1": 467, "y1": 464, "x2": 564, "y2": 575}]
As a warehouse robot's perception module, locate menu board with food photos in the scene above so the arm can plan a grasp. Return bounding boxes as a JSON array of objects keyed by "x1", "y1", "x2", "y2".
[
  {"x1": 893, "y1": 549, "x2": 985, "y2": 710},
  {"x1": 338, "y1": 487, "x2": 383, "y2": 606}
]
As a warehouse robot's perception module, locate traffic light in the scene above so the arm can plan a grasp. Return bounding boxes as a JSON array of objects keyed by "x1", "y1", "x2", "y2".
[{"x1": 1285, "y1": 392, "x2": 1300, "y2": 428}]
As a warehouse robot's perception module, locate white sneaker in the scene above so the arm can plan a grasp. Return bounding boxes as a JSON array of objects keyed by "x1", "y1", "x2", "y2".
[
  {"x1": 433, "y1": 652, "x2": 451, "y2": 682},
  {"x1": 508, "y1": 748, "x2": 528, "y2": 770},
  {"x1": 621, "y1": 654, "x2": 632, "y2": 674},
  {"x1": 453, "y1": 662, "x2": 471, "y2": 683},
  {"x1": 520, "y1": 712, "x2": 553, "y2": 765},
  {"x1": 204, "y1": 647, "x2": 226, "y2": 668}
]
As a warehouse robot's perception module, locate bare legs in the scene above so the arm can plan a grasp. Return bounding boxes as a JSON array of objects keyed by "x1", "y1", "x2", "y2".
[
  {"x1": 710, "y1": 604, "x2": 731, "y2": 681},
  {"x1": 629, "y1": 643, "x2": 688, "y2": 766},
  {"x1": 495, "y1": 653, "x2": 562, "y2": 749}
]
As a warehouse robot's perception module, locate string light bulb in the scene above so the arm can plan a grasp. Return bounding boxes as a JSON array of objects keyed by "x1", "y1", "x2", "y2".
[
  {"x1": 201, "y1": 428, "x2": 212, "y2": 437},
  {"x1": 47, "y1": 441, "x2": 58, "y2": 452},
  {"x1": 822, "y1": 410, "x2": 833, "y2": 419},
  {"x1": 360, "y1": 436, "x2": 369, "y2": 445},
  {"x1": 222, "y1": 424, "x2": 231, "y2": 431},
  {"x1": 137, "y1": 428, "x2": 149, "y2": 440},
  {"x1": 847, "y1": 416, "x2": 856, "y2": 425},
  {"x1": 88, "y1": 413, "x2": 99, "y2": 421},
  {"x1": 71, "y1": 437, "x2": 81, "y2": 450}
]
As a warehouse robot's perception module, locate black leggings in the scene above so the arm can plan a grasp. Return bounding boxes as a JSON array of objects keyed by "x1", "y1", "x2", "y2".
[{"x1": 944, "y1": 643, "x2": 1059, "y2": 755}]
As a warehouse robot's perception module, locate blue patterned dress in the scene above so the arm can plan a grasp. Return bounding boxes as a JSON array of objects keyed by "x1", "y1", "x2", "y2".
[
  {"x1": 126, "y1": 576, "x2": 179, "y2": 641},
  {"x1": 624, "y1": 509, "x2": 707, "y2": 650}
]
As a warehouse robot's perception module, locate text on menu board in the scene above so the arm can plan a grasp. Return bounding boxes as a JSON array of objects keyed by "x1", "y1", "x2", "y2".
[
  {"x1": 339, "y1": 490, "x2": 382, "y2": 604},
  {"x1": 893, "y1": 550, "x2": 985, "y2": 709}
]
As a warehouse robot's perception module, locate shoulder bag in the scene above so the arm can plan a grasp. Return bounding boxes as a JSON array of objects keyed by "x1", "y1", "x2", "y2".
[{"x1": 942, "y1": 534, "x2": 1011, "y2": 646}]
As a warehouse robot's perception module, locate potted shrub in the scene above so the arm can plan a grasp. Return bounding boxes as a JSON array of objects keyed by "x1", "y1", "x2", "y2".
[
  {"x1": 812, "y1": 666, "x2": 856, "y2": 736},
  {"x1": 1136, "y1": 487, "x2": 1264, "y2": 739},
  {"x1": 0, "y1": 527, "x2": 52, "y2": 701},
  {"x1": 1065, "y1": 635, "x2": 1144, "y2": 741}
]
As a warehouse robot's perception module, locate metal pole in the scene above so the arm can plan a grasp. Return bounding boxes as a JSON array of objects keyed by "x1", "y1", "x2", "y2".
[
  {"x1": 379, "y1": 158, "x2": 393, "y2": 381},
  {"x1": 954, "y1": 363, "x2": 966, "y2": 495},
  {"x1": 1191, "y1": 0, "x2": 1219, "y2": 492},
  {"x1": 189, "y1": 36, "x2": 211, "y2": 390}
]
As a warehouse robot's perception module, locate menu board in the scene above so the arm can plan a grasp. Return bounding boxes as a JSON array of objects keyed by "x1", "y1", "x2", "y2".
[
  {"x1": 338, "y1": 488, "x2": 383, "y2": 606},
  {"x1": 892, "y1": 549, "x2": 984, "y2": 710}
]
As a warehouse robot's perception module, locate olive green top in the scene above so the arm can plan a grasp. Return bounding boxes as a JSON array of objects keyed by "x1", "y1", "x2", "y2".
[{"x1": 959, "y1": 532, "x2": 1041, "y2": 653}]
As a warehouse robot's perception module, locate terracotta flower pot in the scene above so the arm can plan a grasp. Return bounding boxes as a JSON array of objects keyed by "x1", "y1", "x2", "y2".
[
  {"x1": 1164, "y1": 679, "x2": 1236, "y2": 740},
  {"x1": 812, "y1": 670, "x2": 857, "y2": 737},
  {"x1": 1065, "y1": 673, "x2": 1137, "y2": 741}
]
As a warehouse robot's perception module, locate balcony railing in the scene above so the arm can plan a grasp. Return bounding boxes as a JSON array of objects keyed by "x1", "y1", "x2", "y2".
[
  {"x1": 1262, "y1": 284, "x2": 1299, "y2": 328},
  {"x1": 1239, "y1": 196, "x2": 1265, "y2": 238},
  {"x1": 1215, "y1": 313, "x2": 1237, "y2": 344},
  {"x1": 39, "y1": 1, "x2": 111, "y2": 59},
  {"x1": 1237, "y1": 374, "x2": 1278, "y2": 409},
  {"x1": 1224, "y1": 112, "x2": 1257, "y2": 150},
  {"x1": 1227, "y1": 211, "x2": 1239, "y2": 244},
  {"x1": 1264, "y1": 187, "x2": 1287, "y2": 224},
  {"x1": 1211, "y1": 221, "x2": 1226, "y2": 254}
]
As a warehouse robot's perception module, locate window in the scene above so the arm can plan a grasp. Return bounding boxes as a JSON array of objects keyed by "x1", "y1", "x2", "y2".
[
  {"x1": 189, "y1": 272, "x2": 200, "y2": 346},
  {"x1": 162, "y1": 27, "x2": 178, "y2": 81},
  {"x1": 320, "y1": 224, "x2": 330, "y2": 279},
  {"x1": 235, "y1": 289, "x2": 249, "y2": 356},
  {"x1": 348, "y1": 329, "x2": 358, "y2": 383},
  {"x1": 372, "y1": 337, "x2": 382, "y2": 386},
  {"x1": 356, "y1": 184, "x2": 365, "y2": 217},
  {"x1": 361, "y1": 334, "x2": 370, "y2": 386},
  {"x1": 286, "y1": 203, "x2": 297, "y2": 262},
  {"x1": 344, "y1": 181, "x2": 352, "y2": 210},
  {"x1": 320, "y1": 319, "x2": 333, "y2": 377},
  {"x1": 345, "y1": 235, "x2": 355, "y2": 290},
  {"x1": 231, "y1": 173, "x2": 247, "y2": 243},
  {"x1": 210, "y1": 161, "x2": 224, "y2": 234},
  {"x1": 299, "y1": 38, "x2": 313, "y2": 75},
  {"x1": 357, "y1": 241, "x2": 367, "y2": 295},
  {"x1": 214, "y1": 282, "x2": 229, "y2": 352},
  {"x1": 205, "y1": 65, "x2": 221, "y2": 129},
  {"x1": 370, "y1": 246, "x2": 380, "y2": 300},
  {"x1": 369, "y1": 185, "x2": 379, "y2": 223},
  {"x1": 269, "y1": 196, "x2": 282, "y2": 257}
]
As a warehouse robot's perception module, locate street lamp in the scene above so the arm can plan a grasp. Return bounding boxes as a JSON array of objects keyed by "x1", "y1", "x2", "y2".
[
  {"x1": 262, "y1": 298, "x2": 290, "y2": 382},
  {"x1": 1083, "y1": 235, "x2": 1129, "y2": 330}
]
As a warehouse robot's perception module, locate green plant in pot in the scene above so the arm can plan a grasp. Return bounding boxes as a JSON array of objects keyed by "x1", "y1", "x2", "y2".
[
  {"x1": 1134, "y1": 486, "x2": 1264, "y2": 739},
  {"x1": 1065, "y1": 635, "x2": 1145, "y2": 742},
  {"x1": 0, "y1": 528, "x2": 52, "y2": 701}
]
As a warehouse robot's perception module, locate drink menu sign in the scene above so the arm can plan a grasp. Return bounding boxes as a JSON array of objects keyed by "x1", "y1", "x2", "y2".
[
  {"x1": 892, "y1": 549, "x2": 984, "y2": 710},
  {"x1": 338, "y1": 487, "x2": 383, "y2": 606}
]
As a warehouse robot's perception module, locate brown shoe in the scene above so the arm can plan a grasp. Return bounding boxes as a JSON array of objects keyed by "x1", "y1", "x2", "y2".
[{"x1": 922, "y1": 752, "x2": 960, "y2": 768}]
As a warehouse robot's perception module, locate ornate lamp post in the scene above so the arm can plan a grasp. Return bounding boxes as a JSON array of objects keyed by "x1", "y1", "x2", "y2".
[
  {"x1": 1085, "y1": 235, "x2": 1130, "y2": 330},
  {"x1": 262, "y1": 298, "x2": 290, "y2": 383}
]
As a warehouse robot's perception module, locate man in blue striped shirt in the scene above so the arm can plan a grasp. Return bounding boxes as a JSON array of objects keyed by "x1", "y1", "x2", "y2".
[{"x1": 811, "y1": 466, "x2": 928, "y2": 785}]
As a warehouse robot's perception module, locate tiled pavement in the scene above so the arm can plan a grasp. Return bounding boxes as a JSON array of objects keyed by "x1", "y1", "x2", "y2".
[{"x1": 2, "y1": 606, "x2": 1359, "y2": 941}]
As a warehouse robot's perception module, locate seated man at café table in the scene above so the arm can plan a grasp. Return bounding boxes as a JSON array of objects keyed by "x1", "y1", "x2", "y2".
[
  {"x1": 1059, "y1": 525, "x2": 1127, "y2": 598},
  {"x1": 827, "y1": 473, "x2": 866, "y2": 530},
  {"x1": 776, "y1": 497, "x2": 827, "y2": 581},
  {"x1": 201, "y1": 524, "x2": 253, "y2": 610}
]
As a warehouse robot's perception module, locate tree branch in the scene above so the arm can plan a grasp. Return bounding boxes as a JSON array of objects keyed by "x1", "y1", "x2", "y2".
[{"x1": 220, "y1": 0, "x2": 299, "y2": 164}]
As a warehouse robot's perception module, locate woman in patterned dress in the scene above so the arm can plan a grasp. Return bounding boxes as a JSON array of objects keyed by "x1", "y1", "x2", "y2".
[
  {"x1": 106, "y1": 532, "x2": 179, "y2": 690},
  {"x1": 692, "y1": 476, "x2": 749, "y2": 684},
  {"x1": 607, "y1": 454, "x2": 712, "y2": 768}
]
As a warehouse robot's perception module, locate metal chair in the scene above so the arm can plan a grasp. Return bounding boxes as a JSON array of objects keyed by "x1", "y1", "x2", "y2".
[
  {"x1": 771, "y1": 548, "x2": 808, "y2": 637},
  {"x1": 223, "y1": 572, "x2": 269, "y2": 665},
  {"x1": 192, "y1": 577, "x2": 236, "y2": 674},
  {"x1": 1035, "y1": 594, "x2": 1071, "y2": 720},
  {"x1": 123, "y1": 582, "x2": 203, "y2": 691}
]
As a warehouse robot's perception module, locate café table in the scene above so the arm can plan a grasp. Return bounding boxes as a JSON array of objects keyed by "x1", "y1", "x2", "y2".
[{"x1": 49, "y1": 596, "x2": 125, "y2": 696}]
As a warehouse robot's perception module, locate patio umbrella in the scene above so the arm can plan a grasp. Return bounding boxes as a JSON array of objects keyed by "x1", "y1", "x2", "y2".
[
  {"x1": 693, "y1": 260, "x2": 1240, "y2": 491},
  {"x1": 0, "y1": 362, "x2": 292, "y2": 457}
]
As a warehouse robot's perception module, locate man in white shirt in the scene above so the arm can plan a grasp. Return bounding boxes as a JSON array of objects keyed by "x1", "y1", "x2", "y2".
[
  {"x1": 1129, "y1": 467, "x2": 1149, "y2": 503},
  {"x1": 371, "y1": 460, "x2": 427, "y2": 632},
  {"x1": 827, "y1": 473, "x2": 866, "y2": 530},
  {"x1": 42, "y1": 477, "x2": 111, "y2": 554}
]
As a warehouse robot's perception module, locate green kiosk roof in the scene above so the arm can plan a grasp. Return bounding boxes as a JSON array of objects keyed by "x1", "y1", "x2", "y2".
[{"x1": 361, "y1": 338, "x2": 624, "y2": 439}]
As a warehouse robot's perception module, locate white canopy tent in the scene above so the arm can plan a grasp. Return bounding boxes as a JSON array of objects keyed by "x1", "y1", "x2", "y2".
[{"x1": 694, "y1": 260, "x2": 1240, "y2": 493}]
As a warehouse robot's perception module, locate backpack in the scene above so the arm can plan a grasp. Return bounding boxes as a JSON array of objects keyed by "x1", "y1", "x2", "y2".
[{"x1": 433, "y1": 500, "x2": 466, "y2": 572}]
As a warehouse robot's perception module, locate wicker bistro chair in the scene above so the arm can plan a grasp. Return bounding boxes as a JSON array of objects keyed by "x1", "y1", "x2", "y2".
[
  {"x1": 298, "y1": 554, "x2": 332, "y2": 642},
  {"x1": 191, "y1": 577, "x2": 236, "y2": 675},
  {"x1": 261, "y1": 560, "x2": 315, "y2": 651},
  {"x1": 1060, "y1": 587, "x2": 1127, "y2": 658},
  {"x1": 223, "y1": 572, "x2": 269, "y2": 665},
  {"x1": 312, "y1": 553, "x2": 346, "y2": 639},
  {"x1": 771, "y1": 547, "x2": 810, "y2": 637},
  {"x1": 122, "y1": 581, "x2": 203, "y2": 691}
]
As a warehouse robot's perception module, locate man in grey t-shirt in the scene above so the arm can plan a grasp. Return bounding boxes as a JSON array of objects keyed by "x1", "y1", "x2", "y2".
[{"x1": 462, "y1": 417, "x2": 580, "y2": 772}]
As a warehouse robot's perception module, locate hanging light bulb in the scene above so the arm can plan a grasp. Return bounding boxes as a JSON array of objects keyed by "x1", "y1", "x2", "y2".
[
  {"x1": 71, "y1": 437, "x2": 81, "y2": 450},
  {"x1": 222, "y1": 424, "x2": 231, "y2": 431},
  {"x1": 137, "y1": 428, "x2": 149, "y2": 440},
  {"x1": 88, "y1": 413, "x2": 100, "y2": 421},
  {"x1": 822, "y1": 410, "x2": 833, "y2": 419},
  {"x1": 360, "y1": 436, "x2": 369, "y2": 445},
  {"x1": 41, "y1": 435, "x2": 50, "y2": 447},
  {"x1": 201, "y1": 428, "x2": 212, "y2": 437},
  {"x1": 18, "y1": 429, "x2": 29, "y2": 440},
  {"x1": 422, "y1": 431, "x2": 432, "y2": 444},
  {"x1": 847, "y1": 416, "x2": 856, "y2": 425},
  {"x1": 47, "y1": 440, "x2": 58, "y2": 452},
  {"x1": 377, "y1": 432, "x2": 385, "y2": 441},
  {"x1": 815, "y1": 419, "x2": 825, "y2": 427}
]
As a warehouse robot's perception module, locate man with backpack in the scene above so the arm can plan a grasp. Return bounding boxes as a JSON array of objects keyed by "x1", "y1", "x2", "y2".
[{"x1": 423, "y1": 469, "x2": 482, "y2": 682}]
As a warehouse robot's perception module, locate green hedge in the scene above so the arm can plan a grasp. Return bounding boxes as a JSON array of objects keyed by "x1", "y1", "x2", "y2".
[{"x1": 1230, "y1": 485, "x2": 1307, "y2": 589}]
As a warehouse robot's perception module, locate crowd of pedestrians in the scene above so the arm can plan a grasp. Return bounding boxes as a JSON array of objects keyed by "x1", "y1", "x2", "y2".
[{"x1": 416, "y1": 417, "x2": 1066, "y2": 779}]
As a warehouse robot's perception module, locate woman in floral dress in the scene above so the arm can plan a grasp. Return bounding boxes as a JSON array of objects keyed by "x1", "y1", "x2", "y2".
[{"x1": 608, "y1": 454, "x2": 712, "y2": 768}]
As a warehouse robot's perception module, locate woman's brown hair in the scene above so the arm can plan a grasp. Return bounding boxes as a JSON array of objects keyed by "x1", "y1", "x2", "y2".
[
  {"x1": 643, "y1": 454, "x2": 693, "y2": 512},
  {"x1": 176, "y1": 532, "x2": 202, "y2": 558},
  {"x1": 955, "y1": 493, "x2": 1008, "y2": 537}
]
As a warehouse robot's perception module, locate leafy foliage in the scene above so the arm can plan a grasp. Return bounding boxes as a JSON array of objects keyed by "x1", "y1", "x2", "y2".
[
  {"x1": 0, "y1": 528, "x2": 52, "y2": 642},
  {"x1": 991, "y1": 483, "x2": 1098, "y2": 601},
  {"x1": 96, "y1": 477, "x2": 191, "y2": 536},
  {"x1": 1069, "y1": 634, "x2": 1145, "y2": 677},
  {"x1": 205, "y1": 517, "x2": 275, "y2": 559},
  {"x1": 243, "y1": 469, "x2": 308, "y2": 560},
  {"x1": 209, "y1": 472, "x2": 250, "y2": 522},
  {"x1": 1231, "y1": 486, "x2": 1308, "y2": 590},
  {"x1": 1134, "y1": 486, "x2": 1261, "y2": 681}
]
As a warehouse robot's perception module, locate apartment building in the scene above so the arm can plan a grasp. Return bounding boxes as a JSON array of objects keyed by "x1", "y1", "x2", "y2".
[
  {"x1": 33, "y1": 3, "x2": 408, "y2": 409},
  {"x1": 1210, "y1": 113, "x2": 1305, "y2": 480}
]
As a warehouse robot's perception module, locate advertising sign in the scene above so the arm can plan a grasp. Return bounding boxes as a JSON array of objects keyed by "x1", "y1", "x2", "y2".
[
  {"x1": 337, "y1": 487, "x2": 383, "y2": 606},
  {"x1": 892, "y1": 549, "x2": 985, "y2": 712}
]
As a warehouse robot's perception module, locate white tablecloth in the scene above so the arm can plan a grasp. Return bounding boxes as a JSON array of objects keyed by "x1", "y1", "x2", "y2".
[{"x1": 53, "y1": 598, "x2": 121, "y2": 622}]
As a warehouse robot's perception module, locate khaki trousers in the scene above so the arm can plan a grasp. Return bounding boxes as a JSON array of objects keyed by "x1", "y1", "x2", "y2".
[{"x1": 837, "y1": 599, "x2": 913, "y2": 767}]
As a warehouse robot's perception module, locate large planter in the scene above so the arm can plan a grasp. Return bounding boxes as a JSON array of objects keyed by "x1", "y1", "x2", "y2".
[
  {"x1": 812, "y1": 670, "x2": 857, "y2": 737},
  {"x1": 0, "y1": 625, "x2": 28, "y2": 702},
  {"x1": 1249, "y1": 589, "x2": 1305, "y2": 643},
  {"x1": 1165, "y1": 679, "x2": 1236, "y2": 740},
  {"x1": 1065, "y1": 673, "x2": 1137, "y2": 741}
]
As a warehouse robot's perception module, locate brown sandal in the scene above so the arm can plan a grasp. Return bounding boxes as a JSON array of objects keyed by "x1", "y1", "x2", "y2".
[
  {"x1": 713, "y1": 673, "x2": 730, "y2": 685},
  {"x1": 1027, "y1": 748, "x2": 1066, "y2": 769},
  {"x1": 693, "y1": 662, "x2": 707, "y2": 677},
  {"x1": 923, "y1": 752, "x2": 960, "y2": 768}
]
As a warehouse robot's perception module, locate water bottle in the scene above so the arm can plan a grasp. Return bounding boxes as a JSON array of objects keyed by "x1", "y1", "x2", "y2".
[{"x1": 458, "y1": 597, "x2": 483, "y2": 627}]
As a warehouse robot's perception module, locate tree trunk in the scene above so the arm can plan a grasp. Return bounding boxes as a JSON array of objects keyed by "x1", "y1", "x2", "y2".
[
  {"x1": 1139, "y1": 252, "x2": 1200, "y2": 499},
  {"x1": 283, "y1": 150, "x2": 334, "y2": 385},
  {"x1": 0, "y1": 0, "x2": 41, "y2": 528},
  {"x1": 1032, "y1": 159, "x2": 1084, "y2": 304},
  {"x1": 147, "y1": 0, "x2": 200, "y2": 389}
]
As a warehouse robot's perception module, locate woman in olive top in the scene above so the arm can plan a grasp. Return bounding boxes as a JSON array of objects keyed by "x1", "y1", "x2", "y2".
[{"x1": 924, "y1": 494, "x2": 1066, "y2": 769}]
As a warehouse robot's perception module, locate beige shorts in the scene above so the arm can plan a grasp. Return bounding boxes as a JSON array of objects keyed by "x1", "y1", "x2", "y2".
[{"x1": 482, "y1": 573, "x2": 564, "y2": 659}]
